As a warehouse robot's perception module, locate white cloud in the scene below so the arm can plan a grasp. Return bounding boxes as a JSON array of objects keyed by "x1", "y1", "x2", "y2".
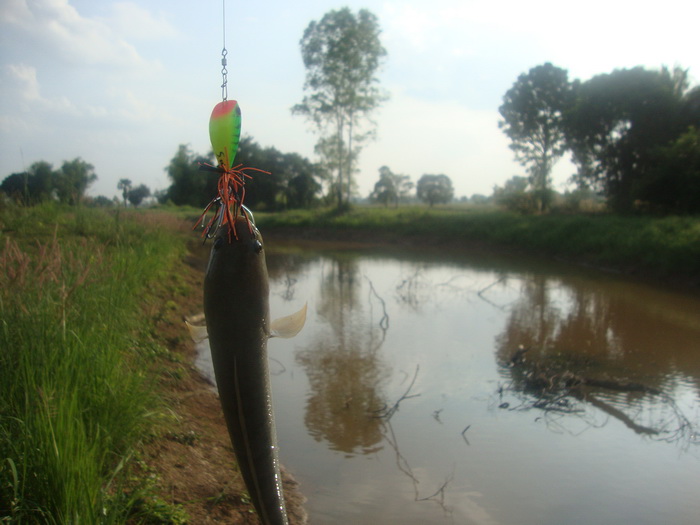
[
  {"x1": 106, "y1": 2, "x2": 179, "y2": 41},
  {"x1": 5, "y1": 63, "x2": 41, "y2": 101},
  {"x1": 2, "y1": 63, "x2": 78, "y2": 115},
  {"x1": 2, "y1": 0, "x2": 152, "y2": 69}
]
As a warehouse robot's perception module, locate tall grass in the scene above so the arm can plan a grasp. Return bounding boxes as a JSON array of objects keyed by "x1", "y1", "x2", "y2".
[{"x1": 0, "y1": 203, "x2": 185, "y2": 522}]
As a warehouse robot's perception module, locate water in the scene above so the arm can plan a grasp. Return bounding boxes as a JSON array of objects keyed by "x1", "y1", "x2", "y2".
[{"x1": 197, "y1": 240, "x2": 700, "y2": 524}]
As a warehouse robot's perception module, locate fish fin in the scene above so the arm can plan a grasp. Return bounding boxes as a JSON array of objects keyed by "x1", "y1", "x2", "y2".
[
  {"x1": 270, "y1": 302, "x2": 307, "y2": 339},
  {"x1": 184, "y1": 314, "x2": 209, "y2": 343}
]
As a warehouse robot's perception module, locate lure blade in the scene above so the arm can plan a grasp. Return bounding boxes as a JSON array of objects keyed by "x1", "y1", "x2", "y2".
[{"x1": 209, "y1": 100, "x2": 242, "y2": 169}]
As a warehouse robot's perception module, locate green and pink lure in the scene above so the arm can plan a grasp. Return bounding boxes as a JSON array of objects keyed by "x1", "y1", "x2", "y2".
[
  {"x1": 210, "y1": 99, "x2": 242, "y2": 169},
  {"x1": 195, "y1": 100, "x2": 269, "y2": 241}
]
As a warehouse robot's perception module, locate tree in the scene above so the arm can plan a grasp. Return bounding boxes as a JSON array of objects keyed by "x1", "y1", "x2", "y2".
[
  {"x1": 499, "y1": 63, "x2": 574, "y2": 212},
  {"x1": 54, "y1": 158, "x2": 97, "y2": 205},
  {"x1": 164, "y1": 139, "x2": 322, "y2": 211},
  {"x1": 492, "y1": 175, "x2": 536, "y2": 213},
  {"x1": 416, "y1": 174, "x2": 453, "y2": 206},
  {"x1": 566, "y1": 66, "x2": 688, "y2": 212},
  {"x1": 236, "y1": 137, "x2": 322, "y2": 210},
  {"x1": 118, "y1": 178, "x2": 132, "y2": 207},
  {"x1": 0, "y1": 173, "x2": 26, "y2": 202},
  {"x1": 293, "y1": 7, "x2": 387, "y2": 209},
  {"x1": 127, "y1": 184, "x2": 151, "y2": 207},
  {"x1": 165, "y1": 145, "x2": 215, "y2": 207},
  {"x1": 638, "y1": 126, "x2": 700, "y2": 213},
  {"x1": 370, "y1": 166, "x2": 413, "y2": 207},
  {"x1": 26, "y1": 161, "x2": 55, "y2": 204},
  {"x1": 1, "y1": 161, "x2": 56, "y2": 204},
  {"x1": 287, "y1": 171, "x2": 322, "y2": 209},
  {"x1": 284, "y1": 154, "x2": 322, "y2": 209},
  {"x1": 90, "y1": 195, "x2": 115, "y2": 207}
]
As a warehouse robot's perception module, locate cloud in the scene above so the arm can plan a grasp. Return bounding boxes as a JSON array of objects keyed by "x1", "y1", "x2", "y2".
[
  {"x1": 105, "y1": 2, "x2": 179, "y2": 41},
  {"x1": 5, "y1": 63, "x2": 40, "y2": 101},
  {"x1": 2, "y1": 63, "x2": 78, "y2": 115},
  {"x1": 1, "y1": 0, "x2": 153, "y2": 69}
]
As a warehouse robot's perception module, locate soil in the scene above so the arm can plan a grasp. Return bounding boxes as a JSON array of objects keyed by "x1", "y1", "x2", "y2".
[{"x1": 141, "y1": 240, "x2": 307, "y2": 524}]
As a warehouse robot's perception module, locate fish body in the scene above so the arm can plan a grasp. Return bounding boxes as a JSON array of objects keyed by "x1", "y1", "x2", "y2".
[{"x1": 203, "y1": 217, "x2": 292, "y2": 525}]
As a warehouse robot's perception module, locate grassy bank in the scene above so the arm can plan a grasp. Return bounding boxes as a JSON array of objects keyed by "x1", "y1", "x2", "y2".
[
  {"x1": 257, "y1": 206, "x2": 700, "y2": 284},
  {"x1": 0, "y1": 204, "x2": 188, "y2": 523}
]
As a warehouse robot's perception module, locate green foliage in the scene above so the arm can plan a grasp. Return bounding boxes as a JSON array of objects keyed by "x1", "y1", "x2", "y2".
[
  {"x1": 637, "y1": 126, "x2": 700, "y2": 213},
  {"x1": 1, "y1": 159, "x2": 97, "y2": 206},
  {"x1": 127, "y1": 184, "x2": 151, "y2": 207},
  {"x1": 499, "y1": 63, "x2": 700, "y2": 214},
  {"x1": 293, "y1": 7, "x2": 387, "y2": 208},
  {"x1": 0, "y1": 204, "x2": 184, "y2": 522},
  {"x1": 164, "y1": 138, "x2": 322, "y2": 212},
  {"x1": 164, "y1": 144, "x2": 216, "y2": 207},
  {"x1": 499, "y1": 63, "x2": 574, "y2": 212},
  {"x1": 566, "y1": 66, "x2": 693, "y2": 212},
  {"x1": 118, "y1": 178, "x2": 132, "y2": 207},
  {"x1": 90, "y1": 195, "x2": 116, "y2": 208},
  {"x1": 493, "y1": 175, "x2": 539, "y2": 213},
  {"x1": 236, "y1": 137, "x2": 322, "y2": 210},
  {"x1": 258, "y1": 206, "x2": 700, "y2": 280},
  {"x1": 369, "y1": 166, "x2": 413, "y2": 207},
  {"x1": 54, "y1": 158, "x2": 98, "y2": 205},
  {"x1": 416, "y1": 174, "x2": 454, "y2": 206}
]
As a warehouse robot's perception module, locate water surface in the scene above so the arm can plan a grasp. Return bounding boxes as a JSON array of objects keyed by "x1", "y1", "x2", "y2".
[{"x1": 199, "y1": 241, "x2": 700, "y2": 524}]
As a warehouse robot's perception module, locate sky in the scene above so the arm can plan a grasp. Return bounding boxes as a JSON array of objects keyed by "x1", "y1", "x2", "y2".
[{"x1": 1, "y1": 0, "x2": 699, "y2": 201}]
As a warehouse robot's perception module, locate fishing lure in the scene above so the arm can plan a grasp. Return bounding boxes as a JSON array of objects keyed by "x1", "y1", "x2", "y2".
[{"x1": 194, "y1": 100, "x2": 269, "y2": 242}]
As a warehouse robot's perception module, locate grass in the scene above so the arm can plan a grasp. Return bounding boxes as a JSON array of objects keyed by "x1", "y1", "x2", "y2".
[
  {"x1": 0, "y1": 202, "x2": 188, "y2": 523},
  {"x1": 257, "y1": 205, "x2": 700, "y2": 282}
]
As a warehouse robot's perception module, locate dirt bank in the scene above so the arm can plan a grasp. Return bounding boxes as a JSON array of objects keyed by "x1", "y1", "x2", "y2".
[{"x1": 142, "y1": 244, "x2": 307, "y2": 524}]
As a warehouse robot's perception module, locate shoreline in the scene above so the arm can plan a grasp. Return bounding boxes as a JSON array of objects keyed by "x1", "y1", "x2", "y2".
[
  {"x1": 144, "y1": 241, "x2": 307, "y2": 524},
  {"x1": 261, "y1": 225, "x2": 700, "y2": 295}
]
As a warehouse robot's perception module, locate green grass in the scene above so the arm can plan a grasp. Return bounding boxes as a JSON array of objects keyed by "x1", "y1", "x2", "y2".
[
  {"x1": 0, "y1": 203, "x2": 187, "y2": 523},
  {"x1": 257, "y1": 205, "x2": 700, "y2": 281}
]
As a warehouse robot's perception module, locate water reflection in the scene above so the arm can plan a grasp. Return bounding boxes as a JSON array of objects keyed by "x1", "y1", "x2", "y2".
[
  {"x1": 234, "y1": 242, "x2": 700, "y2": 524},
  {"x1": 295, "y1": 258, "x2": 390, "y2": 455},
  {"x1": 494, "y1": 272, "x2": 700, "y2": 446}
]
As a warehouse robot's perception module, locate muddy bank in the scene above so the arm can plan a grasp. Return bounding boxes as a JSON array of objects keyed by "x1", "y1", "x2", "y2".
[{"x1": 142, "y1": 243, "x2": 307, "y2": 524}]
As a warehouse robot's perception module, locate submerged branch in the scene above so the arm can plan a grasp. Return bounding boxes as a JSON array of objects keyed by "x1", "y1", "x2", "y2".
[
  {"x1": 501, "y1": 347, "x2": 699, "y2": 446},
  {"x1": 374, "y1": 365, "x2": 420, "y2": 420}
]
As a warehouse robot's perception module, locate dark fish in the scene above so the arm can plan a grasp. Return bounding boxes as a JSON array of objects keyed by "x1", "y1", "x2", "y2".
[{"x1": 190, "y1": 216, "x2": 306, "y2": 525}]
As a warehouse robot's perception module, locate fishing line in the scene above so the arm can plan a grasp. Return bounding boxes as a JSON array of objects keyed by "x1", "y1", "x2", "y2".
[
  {"x1": 194, "y1": 0, "x2": 269, "y2": 243},
  {"x1": 220, "y1": 0, "x2": 228, "y2": 101}
]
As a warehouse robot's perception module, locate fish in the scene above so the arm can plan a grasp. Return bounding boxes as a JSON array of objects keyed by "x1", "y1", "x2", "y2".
[{"x1": 188, "y1": 214, "x2": 306, "y2": 525}]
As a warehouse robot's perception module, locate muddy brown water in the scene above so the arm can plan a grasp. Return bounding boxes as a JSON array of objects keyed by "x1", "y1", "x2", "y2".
[{"x1": 196, "y1": 240, "x2": 700, "y2": 525}]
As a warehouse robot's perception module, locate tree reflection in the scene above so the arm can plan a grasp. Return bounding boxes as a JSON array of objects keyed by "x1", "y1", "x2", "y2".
[
  {"x1": 494, "y1": 275, "x2": 700, "y2": 447},
  {"x1": 296, "y1": 258, "x2": 389, "y2": 454}
]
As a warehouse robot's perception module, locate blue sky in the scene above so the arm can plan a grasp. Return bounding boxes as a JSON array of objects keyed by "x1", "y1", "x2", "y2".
[{"x1": 2, "y1": 0, "x2": 699, "y2": 200}]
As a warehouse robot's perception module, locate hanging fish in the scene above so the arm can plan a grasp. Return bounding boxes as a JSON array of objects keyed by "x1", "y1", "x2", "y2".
[
  {"x1": 194, "y1": 100, "x2": 269, "y2": 241},
  {"x1": 186, "y1": 214, "x2": 307, "y2": 525}
]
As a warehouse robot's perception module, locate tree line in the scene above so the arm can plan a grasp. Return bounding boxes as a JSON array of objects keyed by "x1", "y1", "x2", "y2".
[
  {"x1": 163, "y1": 137, "x2": 322, "y2": 210},
  {"x1": 0, "y1": 158, "x2": 99, "y2": 206},
  {"x1": 499, "y1": 63, "x2": 700, "y2": 214},
  {"x1": 0, "y1": 158, "x2": 155, "y2": 208}
]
